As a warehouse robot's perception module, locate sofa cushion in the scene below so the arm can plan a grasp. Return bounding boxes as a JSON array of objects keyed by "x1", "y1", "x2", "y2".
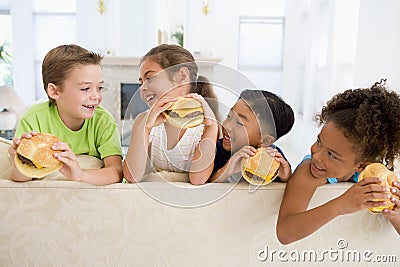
[{"x1": 0, "y1": 181, "x2": 397, "y2": 266}]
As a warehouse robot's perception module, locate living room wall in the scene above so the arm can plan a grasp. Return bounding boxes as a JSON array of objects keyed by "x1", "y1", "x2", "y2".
[
  {"x1": 7, "y1": 0, "x2": 400, "y2": 166},
  {"x1": 280, "y1": 0, "x2": 400, "y2": 164}
]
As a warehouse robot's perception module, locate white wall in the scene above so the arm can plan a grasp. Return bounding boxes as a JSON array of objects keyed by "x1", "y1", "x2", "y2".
[
  {"x1": 354, "y1": 0, "x2": 400, "y2": 90},
  {"x1": 10, "y1": 0, "x2": 160, "y2": 106},
  {"x1": 120, "y1": 0, "x2": 157, "y2": 56},
  {"x1": 185, "y1": 0, "x2": 240, "y2": 69},
  {"x1": 10, "y1": 0, "x2": 35, "y2": 106},
  {"x1": 9, "y1": 0, "x2": 242, "y2": 105},
  {"x1": 76, "y1": 0, "x2": 157, "y2": 57},
  {"x1": 76, "y1": 0, "x2": 114, "y2": 55},
  {"x1": 280, "y1": 0, "x2": 400, "y2": 165},
  {"x1": 9, "y1": 0, "x2": 400, "y2": 163}
]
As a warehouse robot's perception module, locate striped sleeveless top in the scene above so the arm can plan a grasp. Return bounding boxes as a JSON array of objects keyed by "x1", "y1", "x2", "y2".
[{"x1": 149, "y1": 123, "x2": 204, "y2": 172}]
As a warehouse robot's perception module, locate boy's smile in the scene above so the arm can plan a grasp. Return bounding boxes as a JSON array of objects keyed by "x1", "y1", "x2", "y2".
[
  {"x1": 222, "y1": 128, "x2": 232, "y2": 145},
  {"x1": 82, "y1": 104, "x2": 97, "y2": 110}
]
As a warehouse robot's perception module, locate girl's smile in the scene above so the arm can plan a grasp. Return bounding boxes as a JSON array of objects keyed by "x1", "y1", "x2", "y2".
[
  {"x1": 310, "y1": 121, "x2": 363, "y2": 181},
  {"x1": 144, "y1": 94, "x2": 156, "y2": 104},
  {"x1": 139, "y1": 59, "x2": 189, "y2": 107},
  {"x1": 310, "y1": 160, "x2": 326, "y2": 177}
]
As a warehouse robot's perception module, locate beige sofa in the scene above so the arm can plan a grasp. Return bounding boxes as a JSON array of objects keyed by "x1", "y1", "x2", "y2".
[{"x1": 0, "y1": 137, "x2": 399, "y2": 266}]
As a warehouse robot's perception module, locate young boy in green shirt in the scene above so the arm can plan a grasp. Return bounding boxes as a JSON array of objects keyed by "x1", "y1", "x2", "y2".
[{"x1": 9, "y1": 44, "x2": 123, "y2": 185}]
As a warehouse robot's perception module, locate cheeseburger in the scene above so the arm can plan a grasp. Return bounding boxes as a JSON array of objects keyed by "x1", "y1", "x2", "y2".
[
  {"x1": 162, "y1": 96, "x2": 204, "y2": 128},
  {"x1": 15, "y1": 133, "x2": 63, "y2": 178},
  {"x1": 358, "y1": 163, "x2": 399, "y2": 213},
  {"x1": 241, "y1": 147, "x2": 280, "y2": 186}
]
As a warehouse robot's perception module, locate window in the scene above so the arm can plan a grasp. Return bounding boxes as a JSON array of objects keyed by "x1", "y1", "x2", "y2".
[
  {"x1": 0, "y1": 4, "x2": 13, "y2": 86},
  {"x1": 238, "y1": 0, "x2": 285, "y2": 94},
  {"x1": 295, "y1": 0, "x2": 359, "y2": 120},
  {"x1": 33, "y1": 0, "x2": 76, "y2": 100}
]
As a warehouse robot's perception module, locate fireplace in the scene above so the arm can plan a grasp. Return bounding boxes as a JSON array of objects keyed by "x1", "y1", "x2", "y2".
[{"x1": 120, "y1": 83, "x2": 148, "y2": 120}]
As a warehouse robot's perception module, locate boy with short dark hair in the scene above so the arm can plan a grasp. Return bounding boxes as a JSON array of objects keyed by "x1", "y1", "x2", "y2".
[{"x1": 210, "y1": 89, "x2": 295, "y2": 183}]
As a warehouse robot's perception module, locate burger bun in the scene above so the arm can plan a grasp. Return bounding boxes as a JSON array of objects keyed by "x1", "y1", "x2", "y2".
[
  {"x1": 358, "y1": 163, "x2": 399, "y2": 213},
  {"x1": 162, "y1": 97, "x2": 204, "y2": 129},
  {"x1": 241, "y1": 147, "x2": 280, "y2": 186},
  {"x1": 15, "y1": 133, "x2": 63, "y2": 178}
]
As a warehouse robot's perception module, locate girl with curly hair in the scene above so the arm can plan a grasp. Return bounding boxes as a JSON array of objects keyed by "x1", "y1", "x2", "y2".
[{"x1": 276, "y1": 80, "x2": 400, "y2": 244}]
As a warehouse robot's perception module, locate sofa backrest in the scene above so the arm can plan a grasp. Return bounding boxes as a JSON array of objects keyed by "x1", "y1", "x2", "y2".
[{"x1": 0, "y1": 137, "x2": 12, "y2": 179}]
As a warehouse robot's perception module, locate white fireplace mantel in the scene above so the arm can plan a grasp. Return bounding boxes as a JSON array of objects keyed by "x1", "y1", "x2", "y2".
[
  {"x1": 101, "y1": 57, "x2": 142, "y2": 66},
  {"x1": 102, "y1": 56, "x2": 222, "y2": 66}
]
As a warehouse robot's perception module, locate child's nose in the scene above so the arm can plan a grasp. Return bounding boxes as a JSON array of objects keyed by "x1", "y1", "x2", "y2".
[
  {"x1": 310, "y1": 143, "x2": 322, "y2": 160},
  {"x1": 140, "y1": 84, "x2": 147, "y2": 93},
  {"x1": 90, "y1": 90, "x2": 101, "y2": 100},
  {"x1": 222, "y1": 120, "x2": 232, "y2": 131},
  {"x1": 311, "y1": 149, "x2": 324, "y2": 164}
]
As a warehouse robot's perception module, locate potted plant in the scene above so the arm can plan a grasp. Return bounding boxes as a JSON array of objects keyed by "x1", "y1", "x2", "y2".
[
  {"x1": 0, "y1": 42, "x2": 18, "y2": 131},
  {"x1": 0, "y1": 42, "x2": 13, "y2": 85},
  {"x1": 171, "y1": 25, "x2": 184, "y2": 47},
  {"x1": 0, "y1": 43, "x2": 12, "y2": 62}
]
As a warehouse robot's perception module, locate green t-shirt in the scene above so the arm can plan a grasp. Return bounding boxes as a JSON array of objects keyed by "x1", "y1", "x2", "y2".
[{"x1": 16, "y1": 101, "x2": 122, "y2": 159}]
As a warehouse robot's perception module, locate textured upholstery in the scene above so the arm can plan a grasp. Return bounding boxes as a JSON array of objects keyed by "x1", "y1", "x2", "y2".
[{"x1": 0, "y1": 137, "x2": 398, "y2": 266}]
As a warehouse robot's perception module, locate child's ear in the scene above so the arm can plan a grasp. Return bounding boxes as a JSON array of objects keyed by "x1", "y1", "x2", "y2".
[
  {"x1": 174, "y1": 67, "x2": 190, "y2": 84},
  {"x1": 355, "y1": 161, "x2": 371, "y2": 172},
  {"x1": 261, "y1": 134, "x2": 275, "y2": 146},
  {"x1": 46, "y1": 83, "x2": 60, "y2": 100}
]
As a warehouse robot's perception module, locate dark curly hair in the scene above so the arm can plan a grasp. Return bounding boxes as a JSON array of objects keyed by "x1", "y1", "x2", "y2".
[{"x1": 316, "y1": 79, "x2": 400, "y2": 169}]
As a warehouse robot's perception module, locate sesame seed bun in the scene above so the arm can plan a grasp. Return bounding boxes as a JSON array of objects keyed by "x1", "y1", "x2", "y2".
[
  {"x1": 162, "y1": 97, "x2": 204, "y2": 128},
  {"x1": 358, "y1": 163, "x2": 399, "y2": 213},
  {"x1": 241, "y1": 147, "x2": 280, "y2": 186},
  {"x1": 14, "y1": 133, "x2": 63, "y2": 178}
]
